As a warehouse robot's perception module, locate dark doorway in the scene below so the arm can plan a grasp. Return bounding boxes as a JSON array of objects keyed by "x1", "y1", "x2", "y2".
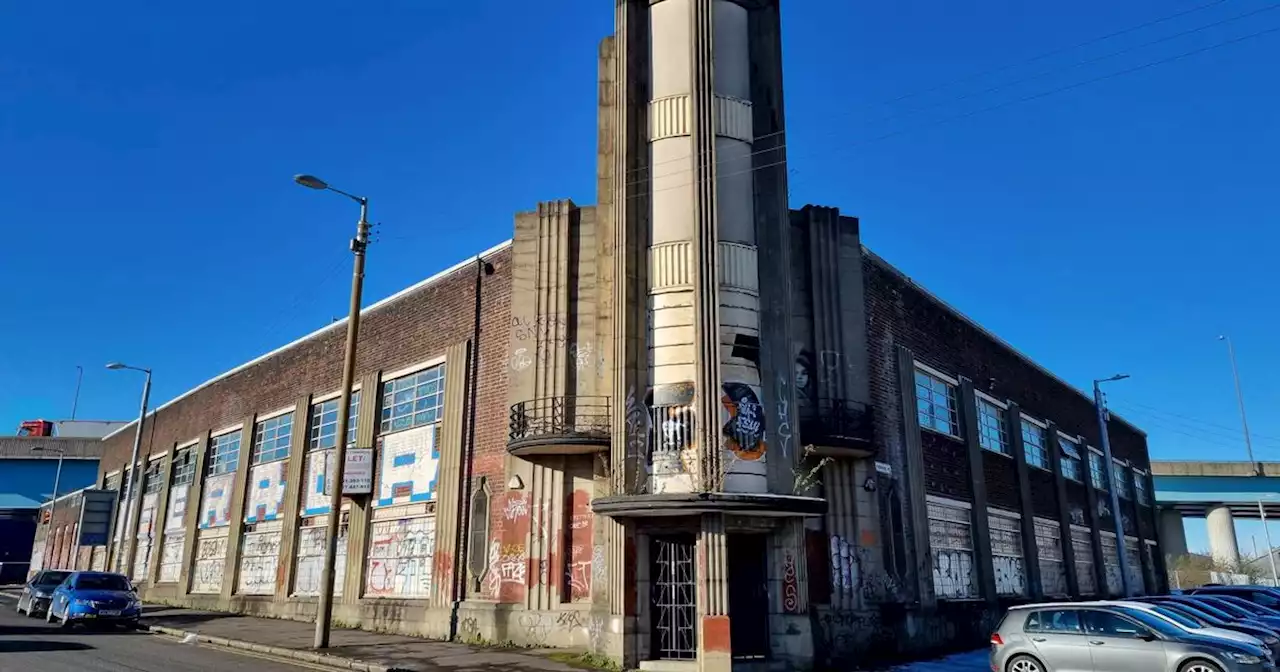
[
  {"x1": 651, "y1": 535, "x2": 697, "y2": 660},
  {"x1": 727, "y1": 533, "x2": 770, "y2": 660}
]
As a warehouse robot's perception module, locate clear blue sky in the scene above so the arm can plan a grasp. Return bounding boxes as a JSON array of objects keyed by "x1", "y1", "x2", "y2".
[{"x1": 2, "y1": 1, "x2": 1277, "y2": 554}]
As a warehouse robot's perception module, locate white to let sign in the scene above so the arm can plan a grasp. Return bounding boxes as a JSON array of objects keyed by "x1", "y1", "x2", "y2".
[{"x1": 343, "y1": 448, "x2": 374, "y2": 494}]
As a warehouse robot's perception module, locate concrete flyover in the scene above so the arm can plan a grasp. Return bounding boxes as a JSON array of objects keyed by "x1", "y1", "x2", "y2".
[{"x1": 1152, "y1": 460, "x2": 1280, "y2": 567}]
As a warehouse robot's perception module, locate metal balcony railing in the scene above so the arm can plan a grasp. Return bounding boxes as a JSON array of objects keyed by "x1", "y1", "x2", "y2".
[
  {"x1": 508, "y1": 396, "x2": 612, "y2": 449},
  {"x1": 800, "y1": 398, "x2": 874, "y2": 448}
]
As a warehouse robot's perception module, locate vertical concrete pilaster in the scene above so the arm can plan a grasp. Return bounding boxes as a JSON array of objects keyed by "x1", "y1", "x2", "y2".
[
  {"x1": 824, "y1": 459, "x2": 859, "y2": 610},
  {"x1": 274, "y1": 397, "x2": 312, "y2": 600},
  {"x1": 221, "y1": 417, "x2": 256, "y2": 600},
  {"x1": 1005, "y1": 402, "x2": 1042, "y2": 598},
  {"x1": 433, "y1": 341, "x2": 470, "y2": 610},
  {"x1": 342, "y1": 371, "x2": 381, "y2": 603},
  {"x1": 1207, "y1": 505, "x2": 1241, "y2": 567},
  {"x1": 957, "y1": 378, "x2": 997, "y2": 606},
  {"x1": 895, "y1": 345, "x2": 934, "y2": 608},
  {"x1": 1045, "y1": 421, "x2": 1079, "y2": 597},
  {"x1": 698, "y1": 512, "x2": 731, "y2": 672}
]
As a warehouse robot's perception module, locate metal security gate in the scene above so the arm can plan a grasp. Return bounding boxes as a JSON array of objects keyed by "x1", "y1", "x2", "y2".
[
  {"x1": 727, "y1": 534, "x2": 770, "y2": 659},
  {"x1": 651, "y1": 536, "x2": 697, "y2": 660}
]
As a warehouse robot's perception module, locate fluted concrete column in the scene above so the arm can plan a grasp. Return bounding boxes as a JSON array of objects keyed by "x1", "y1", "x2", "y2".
[
  {"x1": 698, "y1": 513, "x2": 731, "y2": 672},
  {"x1": 1207, "y1": 505, "x2": 1240, "y2": 567},
  {"x1": 1159, "y1": 508, "x2": 1188, "y2": 558}
]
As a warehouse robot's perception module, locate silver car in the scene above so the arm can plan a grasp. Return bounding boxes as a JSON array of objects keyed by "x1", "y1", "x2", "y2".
[
  {"x1": 991, "y1": 601, "x2": 1275, "y2": 672},
  {"x1": 15, "y1": 569, "x2": 72, "y2": 617}
]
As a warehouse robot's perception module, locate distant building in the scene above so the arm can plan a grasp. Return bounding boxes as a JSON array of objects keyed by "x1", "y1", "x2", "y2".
[{"x1": 0, "y1": 436, "x2": 105, "y2": 582}]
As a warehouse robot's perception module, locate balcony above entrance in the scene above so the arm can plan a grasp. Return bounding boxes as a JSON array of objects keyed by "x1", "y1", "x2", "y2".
[
  {"x1": 507, "y1": 396, "x2": 611, "y2": 456},
  {"x1": 800, "y1": 398, "x2": 875, "y2": 458},
  {"x1": 591, "y1": 492, "x2": 827, "y2": 519}
]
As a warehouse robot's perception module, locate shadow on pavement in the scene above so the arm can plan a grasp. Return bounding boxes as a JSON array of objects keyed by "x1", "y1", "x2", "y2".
[
  {"x1": 0, "y1": 624, "x2": 143, "y2": 636},
  {"x1": 0, "y1": 640, "x2": 94, "y2": 653}
]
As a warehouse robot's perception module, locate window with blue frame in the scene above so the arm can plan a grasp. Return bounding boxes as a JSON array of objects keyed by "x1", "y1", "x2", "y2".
[
  {"x1": 1089, "y1": 451, "x2": 1109, "y2": 492},
  {"x1": 207, "y1": 431, "x2": 241, "y2": 476},
  {"x1": 1022, "y1": 420, "x2": 1049, "y2": 470},
  {"x1": 976, "y1": 397, "x2": 1009, "y2": 454},
  {"x1": 915, "y1": 369, "x2": 959, "y2": 437},
  {"x1": 251, "y1": 412, "x2": 293, "y2": 464},
  {"x1": 308, "y1": 391, "x2": 360, "y2": 451},
  {"x1": 1059, "y1": 436, "x2": 1083, "y2": 482}
]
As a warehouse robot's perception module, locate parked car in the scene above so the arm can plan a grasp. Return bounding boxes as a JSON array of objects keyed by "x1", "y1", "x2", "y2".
[
  {"x1": 15, "y1": 569, "x2": 72, "y2": 617},
  {"x1": 1209, "y1": 595, "x2": 1280, "y2": 620},
  {"x1": 45, "y1": 571, "x2": 141, "y2": 628},
  {"x1": 1138, "y1": 597, "x2": 1280, "y2": 645},
  {"x1": 1191, "y1": 596, "x2": 1280, "y2": 632},
  {"x1": 1195, "y1": 587, "x2": 1280, "y2": 611},
  {"x1": 991, "y1": 601, "x2": 1274, "y2": 671},
  {"x1": 1097, "y1": 601, "x2": 1268, "y2": 650}
]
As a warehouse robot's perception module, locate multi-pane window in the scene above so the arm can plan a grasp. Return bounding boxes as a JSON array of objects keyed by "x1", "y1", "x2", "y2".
[
  {"x1": 1022, "y1": 420, "x2": 1049, "y2": 469},
  {"x1": 170, "y1": 447, "x2": 197, "y2": 487},
  {"x1": 309, "y1": 392, "x2": 360, "y2": 451},
  {"x1": 143, "y1": 459, "x2": 165, "y2": 494},
  {"x1": 1134, "y1": 471, "x2": 1149, "y2": 505},
  {"x1": 915, "y1": 369, "x2": 959, "y2": 437},
  {"x1": 251, "y1": 413, "x2": 294, "y2": 464},
  {"x1": 976, "y1": 398, "x2": 1009, "y2": 454},
  {"x1": 1059, "y1": 436, "x2": 1083, "y2": 482},
  {"x1": 1089, "y1": 451, "x2": 1108, "y2": 492},
  {"x1": 380, "y1": 365, "x2": 446, "y2": 433},
  {"x1": 927, "y1": 499, "x2": 977, "y2": 599},
  {"x1": 207, "y1": 431, "x2": 241, "y2": 476},
  {"x1": 1114, "y1": 460, "x2": 1130, "y2": 499}
]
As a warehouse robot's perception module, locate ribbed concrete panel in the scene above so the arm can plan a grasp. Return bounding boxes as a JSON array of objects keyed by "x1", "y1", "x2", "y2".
[
  {"x1": 713, "y1": 95, "x2": 753, "y2": 142},
  {"x1": 717, "y1": 242, "x2": 758, "y2": 294},
  {"x1": 649, "y1": 95, "x2": 690, "y2": 140},
  {"x1": 649, "y1": 241, "x2": 693, "y2": 291}
]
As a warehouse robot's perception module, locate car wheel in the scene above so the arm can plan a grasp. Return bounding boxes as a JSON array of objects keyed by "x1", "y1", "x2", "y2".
[
  {"x1": 1179, "y1": 660, "x2": 1224, "y2": 672},
  {"x1": 1007, "y1": 655, "x2": 1045, "y2": 672},
  {"x1": 14, "y1": 597, "x2": 21, "y2": 614},
  {"x1": 45, "y1": 605, "x2": 55, "y2": 625}
]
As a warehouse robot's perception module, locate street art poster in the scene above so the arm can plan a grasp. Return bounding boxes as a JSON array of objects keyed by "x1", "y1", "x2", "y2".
[
  {"x1": 245, "y1": 460, "x2": 287, "y2": 522},
  {"x1": 375, "y1": 425, "x2": 439, "y2": 507},
  {"x1": 293, "y1": 525, "x2": 346, "y2": 597},
  {"x1": 199, "y1": 472, "x2": 234, "y2": 528},
  {"x1": 302, "y1": 450, "x2": 333, "y2": 516},
  {"x1": 132, "y1": 492, "x2": 159, "y2": 580},
  {"x1": 721, "y1": 382, "x2": 766, "y2": 460},
  {"x1": 237, "y1": 528, "x2": 281, "y2": 595},
  {"x1": 365, "y1": 516, "x2": 435, "y2": 598},
  {"x1": 164, "y1": 484, "x2": 189, "y2": 532}
]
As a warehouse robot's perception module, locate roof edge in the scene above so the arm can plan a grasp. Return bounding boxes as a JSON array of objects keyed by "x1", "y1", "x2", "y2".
[
  {"x1": 862, "y1": 246, "x2": 1147, "y2": 438},
  {"x1": 103, "y1": 239, "x2": 514, "y2": 442}
]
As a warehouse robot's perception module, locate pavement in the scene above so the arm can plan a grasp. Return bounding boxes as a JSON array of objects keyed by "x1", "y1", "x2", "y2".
[
  {"x1": 0, "y1": 588, "x2": 592, "y2": 672},
  {"x1": 889, "y1": 649, "x2": 987, "y2": 671}
]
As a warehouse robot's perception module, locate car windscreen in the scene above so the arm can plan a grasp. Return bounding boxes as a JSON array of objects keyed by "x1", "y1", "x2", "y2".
[
  {"x1": 1175, "y1": 598, "x2": 1235, "y2": 621},
  {"x1": 1158, "y1": 602, "x2": 1223, "y2": 626},
  {"x1": 36, "y1": 571, "x2": 71, "y2": 586},
  {"x1": 73, "y1": 574, "x2": 131, "y2": 591},
  {"x1": 1221, "y1": 595, "x2": 1280, "y2": 616},
  {"x1": 1112, "y1": 607, "x2": 1187, "y2": 638},
  {"x1": 1199, "y1": 597, "x2": 1254, "y2": 619},
  {"x1": 1144, "y1": 605, "x2": 1203, "y2": 629}
]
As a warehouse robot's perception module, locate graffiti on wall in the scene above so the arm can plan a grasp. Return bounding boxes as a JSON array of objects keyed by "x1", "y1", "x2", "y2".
[
  {"x1": 158, "y1": 535, "x2": 184, "y2": 583},
  {"x1": 993, "y1": 556, "x2": 1027, "y2": 596},
  {"x1": 165, "y1": 484, "x2": 189, "y2": 532},
  {"x1": 795, "y1": 349, "x2": 815, "y2": 402},
  {"x1": 830, "y1": 535, "x2": 856, "y2": 598},
  {"x1": 237, "y1": 529, "x2": 281, "y2": 595},
  {"x1": 245, "y1": 460, "x2": 287, "y2": 522},
  {"x1": 293, "y1": 525, "x2": 346, "y2": 597},
  {"x1": 782, "y1": 551, "x2": 800, "y2": 613},
  {"x1": 565, "y1": 489, "x2": 594, "y2": 601},
  {"x1": 365, "y1": 516, "x2": 435, "y2": 598},
  {"x1": 199, "y1": 472, "x2": 235, "y2": 529},
  {"x1": 495, "y1": 491, "x2": 533, "y2": 602},
  {"x1": 721, "y1": 383, "x2": 766, "y2": 460},
  {"x1": 932, "y1": 549, "x2": 977, "y2": 599},
  {"x1": 376, "y1": 425, "x2": 439, "y2": 506},
  {"x1": 191, "y1": 533, "x2": 228, "y2": 594}
]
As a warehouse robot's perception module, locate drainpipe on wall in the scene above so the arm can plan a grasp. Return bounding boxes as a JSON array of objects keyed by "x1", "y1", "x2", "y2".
[{"x1": 449, "y1": 256, "x2": 492, "y2": 640}]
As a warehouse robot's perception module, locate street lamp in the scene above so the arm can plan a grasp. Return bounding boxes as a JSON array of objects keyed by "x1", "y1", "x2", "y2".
[
  {"x1": 1218, "y1": 335, "x2": 1277, "y2": 584},
  {"x1": 107, "y1": 361, "x2": 151, "y2": 576},
  {"x1": 295, "y1": 173, "x2": 370, "y2": 649},
  {"x1": 33, "y1": 446, "x2": 65, "y2": 569},
  {"x1": 1093, "y1": 373, "x2": 1133, "y2": 596}
]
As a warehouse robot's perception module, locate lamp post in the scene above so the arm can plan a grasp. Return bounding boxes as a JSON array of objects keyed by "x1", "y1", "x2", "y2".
[
  {"x1": 107, "y1": 362, "x2": 151, "y2": 576},
  {"x1": 294, "y1": 173, "x2": 370, "y2": 649},
  {"x1": 1219, "y1": 335, "x2": 1278, "y2": 583},
  {"x1": 33, "y1": 446, "x2": 65, "y2": 569},
  {"x1": 1094, "y1": 373, "x2": 1133, "y2": 596}
]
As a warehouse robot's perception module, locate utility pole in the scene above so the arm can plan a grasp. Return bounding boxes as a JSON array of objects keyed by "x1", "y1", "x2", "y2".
[
  {"x1": 1094, "y1": 374, "x2": 1133, "y2": 597},
  {"x1": 106, "y1": 363, "x2": 151, "y2": 575},
  {"x1": 71, "y1": 365, "x2": 83, "y2": 420},
  {"x1": 33, "y1": 446, "x2": 65, "y2": 571},
  {"x1": 1260, "y1": 501, "x2": 1279, "y2": 585},
  {"x1": 295, "y1": 174, "x2": 370, "y2": 649},
  {"x1": 1220, "y1": 335, "x2": 1258, "y2": 474}
]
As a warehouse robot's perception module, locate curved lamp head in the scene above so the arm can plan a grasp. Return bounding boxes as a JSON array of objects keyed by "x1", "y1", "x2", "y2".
[
  {"x1": 105, "y1": 362, "x2": 127, "y2": 370},
  {"x1": 293, "y1": 174, "x2": 329, "y2": 190}
]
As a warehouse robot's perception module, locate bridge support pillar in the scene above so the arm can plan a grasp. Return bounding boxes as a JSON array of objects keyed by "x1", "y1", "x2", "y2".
[
  {"x1": 1207, "y1": 505, "x2": 1241, "y2": 567},
  {"x1": 1159, "y1": 508, "x2": 1188, "y2": 559}
]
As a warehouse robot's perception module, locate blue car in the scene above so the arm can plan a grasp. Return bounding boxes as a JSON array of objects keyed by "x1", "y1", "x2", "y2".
[{"x1": 45, "y1": 571, "x2": 142, "y2": 628}]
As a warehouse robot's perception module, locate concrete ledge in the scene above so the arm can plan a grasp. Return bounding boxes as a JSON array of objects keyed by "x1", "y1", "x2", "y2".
[
  {"x1": 140, "y1": 622, "x2": 392, "y2": 672},
  {"x1": 592, "y1": 492, "x2": 827, "y2": 518}
]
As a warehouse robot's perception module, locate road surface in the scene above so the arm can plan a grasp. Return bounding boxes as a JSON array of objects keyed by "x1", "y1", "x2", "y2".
[{"x1": 0, "y1": 594, "x2": 314, "y2": 672}]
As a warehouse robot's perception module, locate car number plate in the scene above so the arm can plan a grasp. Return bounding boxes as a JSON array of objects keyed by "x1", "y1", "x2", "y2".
[{"x1": 99, "y1": 610, "x2": 120, "y2": 616}]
